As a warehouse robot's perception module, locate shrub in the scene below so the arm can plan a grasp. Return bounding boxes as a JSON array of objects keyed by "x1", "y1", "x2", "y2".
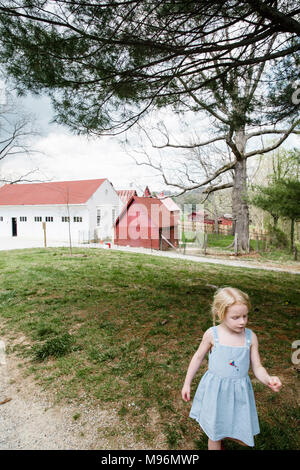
[
  {"x1": 32, "y1": 333, "x2": 74, "y2": 361},
  {"x1": 267, "y1": 225, "x2": 288, "y2": 249}
]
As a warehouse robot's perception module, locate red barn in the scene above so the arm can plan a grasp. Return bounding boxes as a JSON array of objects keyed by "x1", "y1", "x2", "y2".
[
  {"x1": 218, "y1": 216, "x2": 233, "y2": 226},
  {"x1": 188, "y1": 211, "x2": 215, "y2": 224},
  {"x1": 114, "y1": 196, "x2": 178, "y2": 250},
  {"x1": 117, "y1": 189, "x2": 137, "y2": 205}
]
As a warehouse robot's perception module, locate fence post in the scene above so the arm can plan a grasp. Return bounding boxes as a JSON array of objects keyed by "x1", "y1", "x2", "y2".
[
  {"x1": 42, "y1": 221, "x2": 47, "y2": 248},
  {"x1": 204, "y1": 233, "x2": 207, "y2": 255},
  {"x1": 234, "y1": 233, "x2": 238, "y2": 255},
  {"x1": 256, "y1": 235, "x2": 259, "y2": 252}
]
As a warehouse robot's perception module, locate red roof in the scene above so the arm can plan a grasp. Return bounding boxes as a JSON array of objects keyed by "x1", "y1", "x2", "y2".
[
  {"x1": 0, "y1": 179, "x2": 106, "y2": 205},
  {"x1": 117, "y1": 189, "x2": 137, "y2": 205},
  {"x1": 115, "y1": 196, "x2": 176, "y2": 228}
]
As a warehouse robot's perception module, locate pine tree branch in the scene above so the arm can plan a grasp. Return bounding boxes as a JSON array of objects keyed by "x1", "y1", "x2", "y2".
[
  {"x1": 243, "y1": 0, "x2": 300, "y2": 35},
  {"x1": 178, "y1": 78, "x2": 230, "y2": 125}
]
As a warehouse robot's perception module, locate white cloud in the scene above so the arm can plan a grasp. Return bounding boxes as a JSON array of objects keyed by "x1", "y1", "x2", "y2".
[
  {"x1": 0, "y1": 92, "x2": 160, "y2": 192},
  {"x1": 34, "y1": 131, "x2": 158, "y2": 189},
  {"x1": 2, "y1": 92, "x2": 298, "y2": 194},
  {"x1": 1, "y1": 128, "x2": 162, "y2": 192}
]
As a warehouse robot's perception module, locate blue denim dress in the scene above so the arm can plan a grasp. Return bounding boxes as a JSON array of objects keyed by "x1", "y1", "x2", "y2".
[{"x1": 189, "y1": 326, "x2": 260, "y2": 446}]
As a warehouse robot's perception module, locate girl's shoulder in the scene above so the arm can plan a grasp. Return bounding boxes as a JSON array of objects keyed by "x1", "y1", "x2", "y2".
[
  {"x1": 243, "y1": 328, "x2": 259, "y2": 348},
  {"x1": 203, "y1": 326, "x2": 258, "y2": 344},
  {"x1": 202, "y1": 327, "x2": 214, "y2": 343},
  {"x1": 248, "y1": 329, "x2": 258, "y2": 345},
  {"x1": 245, "y1": 327, "x2": 257, "y2": 337},
  {"x1": 200, "y1": 327, "x2": 213, "y2": 340}
]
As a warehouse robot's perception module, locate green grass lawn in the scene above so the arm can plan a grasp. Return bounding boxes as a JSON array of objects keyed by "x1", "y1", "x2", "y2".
[
  {"x1": 0, "y1": 247, "x2": 299, "y2": 450},
  {"x1": 190, "y1": 233, "x2": 300, "y2": 265}
]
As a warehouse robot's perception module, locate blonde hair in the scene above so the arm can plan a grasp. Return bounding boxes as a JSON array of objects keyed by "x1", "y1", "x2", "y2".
[{"x1": 211, "y1": 287, "x2": 251, "y2": 326}]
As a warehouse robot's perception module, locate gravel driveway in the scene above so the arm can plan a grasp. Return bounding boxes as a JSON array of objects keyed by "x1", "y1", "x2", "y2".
[{"x1": 0, "y1": 236, "x2": 299, "y2": 274}]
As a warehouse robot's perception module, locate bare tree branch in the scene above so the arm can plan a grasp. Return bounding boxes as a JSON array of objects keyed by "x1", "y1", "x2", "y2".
[
  {"x1": 246, "y1": 127, "x2": 300, "y2": 141},
  {"x1": 245, "y1": 121, "x2": 300, "y2": 157}
]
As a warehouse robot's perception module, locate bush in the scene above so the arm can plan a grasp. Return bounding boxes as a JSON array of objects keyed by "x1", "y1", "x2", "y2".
[
  {"x1": 267, "y1": 225, "x2": 289, "y2": 249},
  {"x1": 32, "y1": 333, "x2": 74, "y2": 361}
]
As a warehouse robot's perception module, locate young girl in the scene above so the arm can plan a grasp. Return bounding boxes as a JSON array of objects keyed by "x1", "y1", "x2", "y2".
[{"x1": 181, "y1": 287, "x2": 282, "y2": 450}]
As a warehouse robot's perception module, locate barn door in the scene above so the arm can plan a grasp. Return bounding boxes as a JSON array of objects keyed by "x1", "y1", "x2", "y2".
[{"x1": 12, "y1": 218, "x2": 17, "y2": 237}]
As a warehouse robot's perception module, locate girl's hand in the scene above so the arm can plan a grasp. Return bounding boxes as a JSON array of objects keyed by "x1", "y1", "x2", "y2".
[
  {"x1": 267, "y1": 376, "x2": 282, "y2": 392},
  {"x1": 181, "y1": 384, "x2": 191, "y2": 402}
]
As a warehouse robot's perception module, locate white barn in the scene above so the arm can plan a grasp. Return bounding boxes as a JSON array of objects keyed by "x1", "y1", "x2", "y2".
[{"x1": 0, "y1": 179, "x2": 122, "y2": 243}]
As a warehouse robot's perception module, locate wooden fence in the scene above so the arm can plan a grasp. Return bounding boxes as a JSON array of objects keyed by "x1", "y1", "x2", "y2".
[{"x1": 178, "y1": 221, "x2": 233, "y2": 237}]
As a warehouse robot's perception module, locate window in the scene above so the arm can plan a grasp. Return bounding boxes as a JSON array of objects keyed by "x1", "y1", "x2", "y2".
[
  {"x1": 34, "y1": 216, "x2": 42, "y2": 222},
  {"x1": 112, "y1": 208, "x2": 116, "y2": 223},
  {"x1": 0, "y1": 217, "x2": 3, "y2": 222},
  {"x1": 45, "y1": 216, "x2": 53, "y2": 222},
  {"x1": 73, "y1": 217, "x2": 82, "y2": 223},
  {"x1": 20, "y1": 216, "x2": 27, "y2": 222},
  {"x1": 62, "y1": 216, "x2": 70, "y2": 222},
  {"x1": 97, "y1": 209, "x2": 101, "y2": 226}
]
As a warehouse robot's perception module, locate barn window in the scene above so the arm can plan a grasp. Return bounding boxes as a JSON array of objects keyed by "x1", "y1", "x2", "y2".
[
  {"x1": 97, "y1": 209, "x2": 101, "y2": 226},
  {"x1": 20, "y1": 216, "x2": 27, "y2": 222},
  {"x1": 0, "y1": 216, "x2": 3, "y2": 222},
  {"x1": 45, "y1": 216, "x2": 53, "y2": 222},
  {"x1": 62, "y1": 216, "x2": 70, "y2": 222},
  {"x1": 34, "y1": 216, "x2": 42, "y2": 222},
  {"x1": 73, "y1": 217, "x2": 82, "y2": 223}
]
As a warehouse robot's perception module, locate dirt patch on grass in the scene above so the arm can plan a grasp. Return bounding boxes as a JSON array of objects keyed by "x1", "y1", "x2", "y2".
[{"x1": 0, "y1": 334, "x2": 155, "y2": 450}]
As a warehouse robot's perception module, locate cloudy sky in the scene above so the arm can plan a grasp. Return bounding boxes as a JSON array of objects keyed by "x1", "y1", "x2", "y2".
[
  {"x1": 1, "y1": 89, "x2": 299, "y2": 195},
  {"x1": 1, "y1": 92, "x2": 165, "y2": 194}
]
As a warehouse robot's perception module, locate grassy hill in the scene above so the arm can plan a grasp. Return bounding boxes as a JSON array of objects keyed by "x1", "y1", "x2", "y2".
[{"x1": 0, "y1": 247, "x2": 299, "y2": 450}]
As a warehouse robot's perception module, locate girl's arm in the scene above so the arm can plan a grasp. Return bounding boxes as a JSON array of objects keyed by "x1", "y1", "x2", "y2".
[
  {"x1": 181, "y1": 329, "x2": 213, "y2": 402},
  {"x1": 250, "y1": 332, "x2": 282, "y2": 392}
]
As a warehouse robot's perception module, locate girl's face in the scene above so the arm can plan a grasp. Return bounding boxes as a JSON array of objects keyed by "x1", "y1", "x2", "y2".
[{"x1": 223, "y1": 302, "x2": 248, "y2": 333}]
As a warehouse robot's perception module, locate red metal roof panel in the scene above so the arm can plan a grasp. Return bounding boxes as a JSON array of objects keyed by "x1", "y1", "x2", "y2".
[{"x1": 0, "y1": 179, "x2": 106, "y2": 205}]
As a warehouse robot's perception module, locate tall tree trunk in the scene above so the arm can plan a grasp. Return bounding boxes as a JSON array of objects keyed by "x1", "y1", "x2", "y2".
[
  {"x1": 211, "y1": 192, "x2": 219, "y2": 235},
  {"x1": 291, "y1": 218, "x2": 295, "y2": 252},
  {"x1": 230, "y1": 127, "x2": 250, "y2": 253},
  {"x1": 232, "y1": 158, "x2": 249, "y2": 252}
]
